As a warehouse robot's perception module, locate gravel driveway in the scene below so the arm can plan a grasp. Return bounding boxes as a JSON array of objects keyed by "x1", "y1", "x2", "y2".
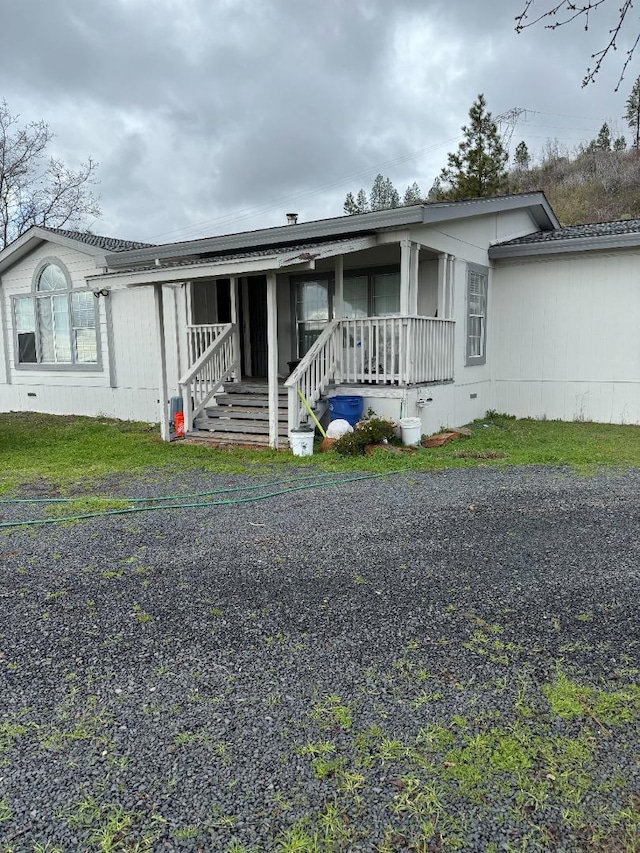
[{"x1": 1, "y1": 466, "x2": 638, "y2": 852}]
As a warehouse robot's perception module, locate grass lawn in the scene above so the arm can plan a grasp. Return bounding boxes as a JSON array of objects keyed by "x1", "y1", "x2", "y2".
[{"x1": 1, "y1": 411, "x2": 640, "y2": 495}]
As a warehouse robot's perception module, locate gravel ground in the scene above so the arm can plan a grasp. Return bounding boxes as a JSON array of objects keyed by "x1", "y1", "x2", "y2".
[{"x1": 0, "y1": 465, "x2": 638, "y2": 852}]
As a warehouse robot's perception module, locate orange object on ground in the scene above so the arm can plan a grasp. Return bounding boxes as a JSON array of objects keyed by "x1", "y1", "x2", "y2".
[{"x1": 174, "y1": 411, "x2": 185, "y2": 437}]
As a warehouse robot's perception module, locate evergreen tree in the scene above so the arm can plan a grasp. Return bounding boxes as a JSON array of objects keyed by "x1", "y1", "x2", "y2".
[
  {"x1": 403, "y1": 182, "x2": 422, "y2": 205},
  {"x1": 438, "y1": 94, "x2": 508, "y2": 200},
  {"x1": 343, "y1": 192, "x2": 359, "y2": 215},
  {"x1": 625, "y1": 75, "x2": 640, "y2": 149},
  {"x1": 343, "y1": 188, "x2": 370, "y2": 215},
  {"x1": 369, "y1": 174, "x2": 401, "y2": 211},
  {"x1": 595, "y1": 122, "x2": 612, "y2": 151},
  {"x1": 514, "y1": 141, "x2": 531, "y2": 170},
  {"x1": 614, "y1": 135, "x2": 627, "y2": 151},
  {"x1": 356, "y1": 188, "x2": 369, "y2": 213}
]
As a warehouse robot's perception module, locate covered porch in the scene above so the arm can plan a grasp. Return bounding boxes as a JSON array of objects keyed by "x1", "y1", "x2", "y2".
[{"x1": 97, "y1": 233, "x2": 458, "y2": 447}]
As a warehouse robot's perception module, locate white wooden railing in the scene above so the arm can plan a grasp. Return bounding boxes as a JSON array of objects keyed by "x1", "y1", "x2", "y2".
[
  {"x1": 187, "y1": 324, "x2": 228, "y2": 367},
  {"x1": 179, "y1": 323, "x2": 239, "y2": 432},
  {"x1": 341, "y1": 316, "x2": 455, "y2": 385},
  {"x1": 285, "y1": 316, "x2": 455, "y2": 430},
  {"x1": 285, "y1": 321, "x2": 341, "y2": 433}
]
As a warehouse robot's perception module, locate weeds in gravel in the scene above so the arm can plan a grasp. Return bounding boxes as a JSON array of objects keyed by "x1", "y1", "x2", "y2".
[{"x1": 311, "y1": 695, "x2": 354, "y2": 732}]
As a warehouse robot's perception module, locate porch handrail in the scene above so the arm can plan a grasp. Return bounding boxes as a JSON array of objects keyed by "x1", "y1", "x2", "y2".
[
  {"x1": 186, "y1": 323, "x2": 228, "y2": 366},
  {"x1": 178, "y1": 323, "x2": 239, "y2": 432},
  {"x1": 284, "y1": 320, "x2": 341, "y2": 432}
]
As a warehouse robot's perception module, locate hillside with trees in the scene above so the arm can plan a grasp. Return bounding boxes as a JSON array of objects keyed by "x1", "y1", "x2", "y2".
[
  {"x1": 509, "y1": 131, "x2": 640, "y2": 225},
  {"x1": 343, "y1": 77, "x2": 640, "y2": 226}
]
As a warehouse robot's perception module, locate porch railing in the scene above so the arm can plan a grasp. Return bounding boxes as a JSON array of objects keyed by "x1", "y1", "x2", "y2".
[
  {"x1": 341, "y1": 316, "x2": 455, "y2": 385},
  {"x1": 285, "y1": 316, "x2": 455, "y2": 430},
  {"x1": 285, "y1": 321, "x2": 341, "y2": 433},
  {"x1": 187, "y1": 323, "x2": 229, "y2": 367},
  {"x1": 178, "y1": 323, "x2": 240, "y2": 432}
]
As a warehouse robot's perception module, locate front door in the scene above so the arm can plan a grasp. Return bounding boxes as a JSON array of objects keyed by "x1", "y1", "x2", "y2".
[{"x1": 246, "y1": 275, "x2": 267, "y2": 377}]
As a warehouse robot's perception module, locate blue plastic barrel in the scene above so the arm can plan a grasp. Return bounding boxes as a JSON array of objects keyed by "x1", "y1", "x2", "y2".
[{"x1": 328, "y1": 396, "x2": 363, "y2": 427}]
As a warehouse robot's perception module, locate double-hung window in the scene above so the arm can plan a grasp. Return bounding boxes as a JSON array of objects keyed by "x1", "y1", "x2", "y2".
[
  {"x1": 13, "y1": 260, "x2": 99, "y2": 367},
  {"x1": 466, "y1": 264, "x2": 488, "y2": 366}
]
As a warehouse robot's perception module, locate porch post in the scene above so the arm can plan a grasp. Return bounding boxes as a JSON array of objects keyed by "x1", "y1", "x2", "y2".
[
  {"x1": 153, "y1": 283, "x2": 170, "y2": 442},
  {"x1": 437, "y1": 253, "x2": 447, "y2": 318},
  {"x1": 446, "y1": 255, "x2": 455, "y2": 318},
  {"x1": 400, "y1": 238, "x2": 411, "y2": 314},
  {"x1": 229, "y1": 276, "x2": 241, "y2": 382},
  {"x1": 266, "y1": 271, "x2": 279, "y2": 450},
  {"x1": 334, "y1": 254, "x2": 344, "y2": 318},
  {"x1": 409, "y1": 243, "x2": 419, "y2": 315}
]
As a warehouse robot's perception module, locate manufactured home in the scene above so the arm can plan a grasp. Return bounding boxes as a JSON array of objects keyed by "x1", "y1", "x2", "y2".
[{"x1": 0, "y1": 193, "x2": 638, "y2": 446}]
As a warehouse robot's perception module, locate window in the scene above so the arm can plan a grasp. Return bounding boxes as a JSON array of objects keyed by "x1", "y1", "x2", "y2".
[
  {"x1": 466, "y1": 264, "x2": 488, "y2": 365},
  {"x1": 342, "y1": 270, "x2": 400, "y2": 318},
  {"x1": 13, "y1": 260, "x2": 99, "y2": 367},
  {"x1": 295, "y1": 277, "x2": 330, "y2": 356}
]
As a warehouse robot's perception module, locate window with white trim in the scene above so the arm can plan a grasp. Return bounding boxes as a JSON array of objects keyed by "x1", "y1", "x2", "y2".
[
  {"x1": 466, "y1": 264, "x2": 488, "y2": 365},
  {"x1": 13, "y1": 260, "x2": 99, "y2": 367}
]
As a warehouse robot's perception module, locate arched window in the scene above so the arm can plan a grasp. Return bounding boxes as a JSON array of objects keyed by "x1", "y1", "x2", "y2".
[{"x1": 13, "y1": 260, "x2": 99, "y2": 366}]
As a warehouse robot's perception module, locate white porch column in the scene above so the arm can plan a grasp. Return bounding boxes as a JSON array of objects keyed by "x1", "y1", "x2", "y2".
[
  {"x1": 437, "y1": 253, "x2": 447, "y2": 318},
  {"x1": 446, "y1": 255, "x2": 455, "y2": 318},
  {"x1": 334, "y1": 254, "x2": 344, "y2": 318},
  {"x1": 409, "y1": 242, "x2": 419, "y2": 316},
  {"x1": 400, "y1": 238, "x2": 411, "y2": 315},
  {"x1": 154, "y1": 283, "x2": 170, "y2": 442},
  {"x1": 229, "y1": 276, "x2": 241, "y2": 382},
  {"x1": 266, "y1": 271, "x2": 279, "y2": 450}
]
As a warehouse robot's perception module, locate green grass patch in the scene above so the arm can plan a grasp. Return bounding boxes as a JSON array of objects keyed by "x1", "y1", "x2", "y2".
[
  {"x1": 1, "y1": 411, "x2": 640, "y2": 496},
  {"x1": 543, "y1": 670, "x2": 640, "y2": 726}
]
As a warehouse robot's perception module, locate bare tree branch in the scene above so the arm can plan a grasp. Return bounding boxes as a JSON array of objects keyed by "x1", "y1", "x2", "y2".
[
  {"x1": 0, "y1": 101, "x2": 100, "y2": 250},
  {"x1": 515, "y1": 0, "x2": 639, "y2": 88}
]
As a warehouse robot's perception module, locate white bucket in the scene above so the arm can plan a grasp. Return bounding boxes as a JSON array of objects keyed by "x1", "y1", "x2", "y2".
[
  {"x1": 289, "y1": 430, "x2": 314, "y2": 457},
  {"x1": 400, "y1": 417, "x2": 422, "y2": 446}
]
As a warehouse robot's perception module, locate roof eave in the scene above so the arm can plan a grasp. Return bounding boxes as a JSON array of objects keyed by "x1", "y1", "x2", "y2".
[
  {"x1": 489, "y1": 231, "x2": 640, "y2": 259},
  {"x1": 0, "y1": 226, "x2": 106, "y2": 276},
  {"x1": 423, "y1": 192, "x2": 558, "y2": 231}
]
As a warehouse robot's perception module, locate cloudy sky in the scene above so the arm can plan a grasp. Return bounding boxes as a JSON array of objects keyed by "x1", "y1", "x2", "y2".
[{"x1": 2, "y1": 0, "x2": 637, "y2": 243}]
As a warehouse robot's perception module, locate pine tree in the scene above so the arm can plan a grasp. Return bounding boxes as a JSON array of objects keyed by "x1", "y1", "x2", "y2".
[
  {"x1": 514, "y1": 141, "x2": 531, "y2": 170},
  {"x1": 343, "y1": 192, "x2": 359, "y2": 215},
  {"x1": 356, "y1": 188, "x2": 369, "y2": 213},
  {"x1": 384, "y1": 177, "x2": 401, "y2": 209},
  {"x1": 596, "y1": 122, "x2": 612, "y2": 150},
  {"x1": 614, "y1": 135, "x2": 627, "y2": 151},
  {"x1": 403, "y1": 182, "x2": 422, "y2": 205},
  {"x1": 438, "y1": 94, "x2": 509, "y2": 200},
  {"x1": 369, "y1": 174, "x2": 401, "y2": 211},
  {"x1": 625, "y1": 75, "x2": 640, "y2": 149}
]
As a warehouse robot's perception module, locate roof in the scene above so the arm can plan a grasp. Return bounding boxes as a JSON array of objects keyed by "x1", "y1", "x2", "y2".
[
  {"x1": 104, "y1": 192, "x2": 559, "y2": 270},
  {"x1": 87, "y1": 236, "x2": 378, "y2": 285},
  {"x1": 0, "y1": 224, "x2": 153, "y2": 276},
  {"x1": 44, "y1": 228, "x2": 154, "y2": 253},
  {"x1": 489, "y1": 218, "x2": 640, "y2": 259}
]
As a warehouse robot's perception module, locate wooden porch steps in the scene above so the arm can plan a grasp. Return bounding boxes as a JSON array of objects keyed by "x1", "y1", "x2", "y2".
[{"x1": 191, "y1": 381, "x2": 289, "y2": 446}]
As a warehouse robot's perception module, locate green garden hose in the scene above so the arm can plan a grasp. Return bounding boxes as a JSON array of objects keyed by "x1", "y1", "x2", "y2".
[
  {"x1": 0, "y1": 471, "x2": 402, "y2": 530},
  {"x1": 0, "y1": 472, "x2": 339, "y2": 504}
]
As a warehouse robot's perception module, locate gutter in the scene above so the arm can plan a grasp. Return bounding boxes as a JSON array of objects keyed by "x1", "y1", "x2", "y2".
[{"x1": 489, "y1": 230, "x2": 640, "y2": 259}]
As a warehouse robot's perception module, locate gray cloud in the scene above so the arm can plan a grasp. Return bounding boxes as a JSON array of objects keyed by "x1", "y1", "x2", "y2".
[{"x1": 2, "y1": 0, "x2": 635, "y2": 241}]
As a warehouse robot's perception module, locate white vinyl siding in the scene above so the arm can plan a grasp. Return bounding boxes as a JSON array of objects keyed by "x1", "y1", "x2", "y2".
[{"x1": 466, "y1": 264, "x2": 488, "y2": 365}]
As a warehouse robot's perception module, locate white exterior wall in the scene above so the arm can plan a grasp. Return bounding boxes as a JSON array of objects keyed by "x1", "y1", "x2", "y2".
[
  {"x1": 491, "y1": 250, "x2": 640, "y2": 424},
  {"x1": 0, "y1": 241, "x2": 180, "y2": 422}
]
